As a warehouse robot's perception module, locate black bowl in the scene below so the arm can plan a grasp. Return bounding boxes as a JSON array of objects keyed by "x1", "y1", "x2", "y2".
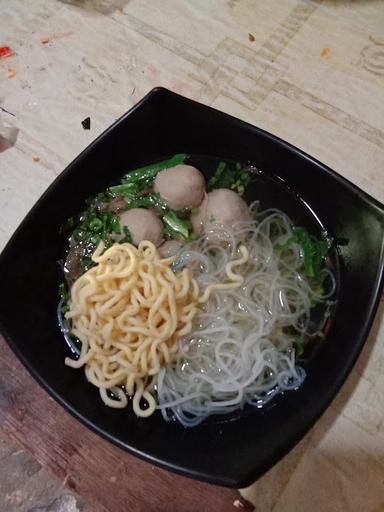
[{"x1": 0, "y1": 88, "x2": 383, "y2": 488}]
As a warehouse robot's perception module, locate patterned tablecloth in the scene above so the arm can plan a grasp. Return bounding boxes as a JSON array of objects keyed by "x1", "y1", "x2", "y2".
[{"x1": 1, "y1": 1, "x2": 384, "y2": 511}]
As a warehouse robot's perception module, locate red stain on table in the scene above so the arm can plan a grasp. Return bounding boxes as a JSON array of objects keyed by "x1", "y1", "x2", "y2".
[
  {"x1": 149, "y1": 66, "x2": 161, "y2": 77},
  {"x1": 321, "y1": 47, "x2": 331, "y2": 59},
  {"x1": 170, "y1": 80, "x2": 191, "y2": 95},
  {"x1": 0, "y1": 46, "x2": 15, "y2": 59}
]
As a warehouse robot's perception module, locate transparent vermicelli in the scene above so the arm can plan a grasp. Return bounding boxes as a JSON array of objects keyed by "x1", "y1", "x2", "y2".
[{"x1": 156, "y1": 208, "x2": 335, "y2": 427}]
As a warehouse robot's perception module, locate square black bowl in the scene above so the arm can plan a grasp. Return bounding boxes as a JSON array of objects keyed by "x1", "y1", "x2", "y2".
[{"x1": 0, "y1": 88, "x2": 383, "y2": 488}]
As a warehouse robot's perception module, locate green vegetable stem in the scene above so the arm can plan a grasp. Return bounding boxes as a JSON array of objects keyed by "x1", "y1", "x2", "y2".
[
  {"x1": 110, "y1": 154, "x2": 188, "y2": 198},
  {"x1": 163, "y1": 211, "x2": 196, "y2": 242}
]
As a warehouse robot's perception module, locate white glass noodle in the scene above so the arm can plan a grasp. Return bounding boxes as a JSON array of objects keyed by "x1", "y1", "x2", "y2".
[{"x1": 156, "y1": 209, "x2": 334, "y2": 427}]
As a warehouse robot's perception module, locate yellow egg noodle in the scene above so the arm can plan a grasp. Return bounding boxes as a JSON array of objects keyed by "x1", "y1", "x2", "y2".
[{"x1": 65, "y1": 240, "x2": 249, "y2": 417}]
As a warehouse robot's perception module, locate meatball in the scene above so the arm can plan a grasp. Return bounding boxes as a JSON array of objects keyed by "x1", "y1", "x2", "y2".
[
  {"x1": 102, "y1": 196, "x2": 127, "y2": 214},
  {"x1": 191, "y1": 194, "x2": 208, "y2": 236},
  {"x1": 154, "y1": 164, "x2": 205, "y2": 210},
  {"x1": 191, "y1": 188, "x2": 250, "y2": 235},
  {"x1": 118, "y1": 208, "x2": 163, "y2": 247},
  {"x1": 158, "y1": 240, "x2": 184, "y2": 258}
]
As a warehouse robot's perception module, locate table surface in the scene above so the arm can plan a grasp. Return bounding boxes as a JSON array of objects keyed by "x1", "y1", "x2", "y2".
[{"x1": 1, "y1": 1, "x2": 384, "y2": 511}]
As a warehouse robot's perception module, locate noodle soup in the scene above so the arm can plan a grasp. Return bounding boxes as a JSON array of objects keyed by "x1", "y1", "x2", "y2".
[{"x1": 59, "y1": 155, "x2": 337, "y2": 427}]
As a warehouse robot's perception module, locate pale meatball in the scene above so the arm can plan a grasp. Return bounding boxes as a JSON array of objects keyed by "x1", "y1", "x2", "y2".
[
  {"x1": 154, "y1": 164, "x2": 205, "y2": 210},
  {"x1": 158, "y1": 240, "x2": 183, "y2": 258},
  {"x1": 119, "y1": 208, "x2": 163, "y2": 247},
  {"x1": 191, "y1": 194, "x2": 208, "y2": 236},
  {"x1": 191, "y1": 188, "x2": 250, "y2": 235}
]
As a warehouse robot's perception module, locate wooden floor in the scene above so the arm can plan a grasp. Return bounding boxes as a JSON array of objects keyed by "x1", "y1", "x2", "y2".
[{"x1": 1, "y1": 1, "x2": 384, "y2": 511}]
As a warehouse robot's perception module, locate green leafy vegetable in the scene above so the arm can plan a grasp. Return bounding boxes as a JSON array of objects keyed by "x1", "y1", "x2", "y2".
[
  {"x1": 276, "y1": 226, "x2": 332, "y2": 305},
  {"x1": 291, "y1": 227, "x2": 331, "y2": 279},
  {"x1": 69, "y1": 203, "x2": 125, "y2": 277},
  {"x1": 124, "y1": 192, "x2": 168, "y2": 212},
  {"x1": 163, "y1": 211, "x2": 196, "y2": 242},
  {"x1": 59, "y1": 282, "x2": 69, "y2": 302},
  {"x1": 121, "y1": 225, "x2": 132, "y2": 243},
  {"x1": 122, "y1": 154, "x2": 187, "y2": 183},
  {"x1": 110, "y1": 216, "x2": 122, "y2": 234},
  {"x1": 108, "y1": 183, "x2": 139, "y2": 199},
  {"x1": 64, "y1": 155, "x2": 194, "y2": 281},
  {"x1": 207, "y1": 161, "x2": 252, "y2": 195},
  {"x1": 58, "y1": 283, "x2": 70, "y2": 314},
  {"x1": 81, "y1": 255, "x2": 94, "y2": 270},
  {"x1": 61, "y1": 303, "x2": 70, "y2": 315},
  {"x1": 74, "y1": 209, "x2": 121, "y2": 247}
]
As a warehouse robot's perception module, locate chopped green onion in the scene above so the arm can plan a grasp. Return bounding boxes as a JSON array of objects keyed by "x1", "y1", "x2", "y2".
[
  {"x1": 82, "y1": 256, "x2": 94, "y2": 270},
  {"x1": 125, "y1": 192, "x2": 168, "y2": 211},
  {"x1": 110, "y1": 216, "x2": 122, "y2": 234},
  {"x1": 121, "y1": 226, "x2": 132, "y2": 243},
  {"x1": 58, "y1": 282, "x2": 69, "y2": 301},
  {"x1": 59, "y1": 283, "x2": 70, "y2": 314},
  {"x1": 73, "y1": 229, "x2": 86, "y2": 241},
  {"x1": 90, "y1": 235, "x2": 100, "y2": 245},
  {"x1": 61, "y1": 303, "x2": 70, "y2": 314},
  {"x1": 89, "y1": 218, "x2": 103, "y2": 233},
  {"x1": 207, "y1": 161, "x2": 252, "y2": 195}
]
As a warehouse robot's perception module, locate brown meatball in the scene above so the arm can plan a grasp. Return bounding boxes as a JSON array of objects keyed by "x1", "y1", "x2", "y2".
[
  {"x1": 154, "y1": 164, "x2": 205, "y2": 210},
  {"x1": 191, "y1": 188, "x2": 250, "y2": 234},
  {"x1": 118, "y1": 208, "x2": 163, "y2": 247}
]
